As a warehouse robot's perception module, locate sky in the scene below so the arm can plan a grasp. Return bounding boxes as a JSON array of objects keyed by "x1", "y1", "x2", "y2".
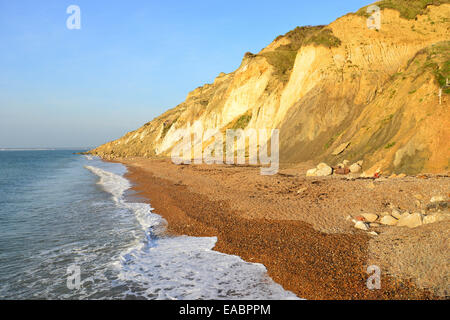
[{"x1": 0, "y1": 0, "x2": 371, "y2": 149}]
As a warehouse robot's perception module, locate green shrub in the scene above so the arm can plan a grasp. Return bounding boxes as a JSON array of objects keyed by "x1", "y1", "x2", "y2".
[
  {"x1": 260, "y1": 26, "x2": 341, "y2": 81},
  {"x1": 385, "y1": 142, "x2": 396, "y2": 149},
  {"x1": 356, "y1": 0, "x2": 450, "y2": 20},
  {"x1": 232, "y1": 113, "x2": 252, "y2": 130}
]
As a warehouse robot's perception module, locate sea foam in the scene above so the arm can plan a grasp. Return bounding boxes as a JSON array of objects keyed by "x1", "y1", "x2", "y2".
[{"x1": 85, "y1": 163, "x2": 300, "y2": 300}]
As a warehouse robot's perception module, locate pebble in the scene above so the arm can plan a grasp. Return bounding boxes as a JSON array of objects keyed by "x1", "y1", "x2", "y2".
[{"x1": 297, "y1": 187, "x2": 308, "y2": 194}]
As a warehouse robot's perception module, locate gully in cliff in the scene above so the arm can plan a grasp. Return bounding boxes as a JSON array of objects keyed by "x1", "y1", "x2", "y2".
[{"x1": 170, "y1": 122, "x2": 279, "y2": 175}]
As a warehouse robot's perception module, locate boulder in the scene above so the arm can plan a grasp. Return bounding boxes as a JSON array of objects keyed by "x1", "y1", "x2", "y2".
[
  {"x1": 430, "y1": 195, "x2": 446, "y2": 203},
  {"x1": 361, "y1": 213, "x2": 378, "y2": 223},
  {"x1": 349, "y1": 163, "x2": 362, "y2": 173},
  {"x1": 306, "y1": 168, "x2": 317, "y2": 177},
  {"x1": 423, "y1": 213, "x2": 450, "y2": 225},
  {"x1": 354, "y1": 221, "x2": 369, "y2": 231},
  {"x1": 380, "y1": 215, "x2": 398, "y2": 226},
  {"x1": 334, "y1": 167, "x2": 350, "y2": 175},
  {"x1": 315, "y1": 163, "x2": 333, "y2": 176},
  {"x1": 397, "y1": 212, "x2": 423, "y2": 228},
  {"x1": 391, "y1": 209, "x2": 402, "y2": 220}
]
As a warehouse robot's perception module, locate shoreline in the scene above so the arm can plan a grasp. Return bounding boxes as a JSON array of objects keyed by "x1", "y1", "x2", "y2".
[{"x1": 119, "y1": 158, "x2": 446, "y2": 299}]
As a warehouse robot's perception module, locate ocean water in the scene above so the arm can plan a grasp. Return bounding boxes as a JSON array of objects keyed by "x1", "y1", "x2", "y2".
[{"x1": 0, "y1": 150, "x2": 298, "y2": 299}]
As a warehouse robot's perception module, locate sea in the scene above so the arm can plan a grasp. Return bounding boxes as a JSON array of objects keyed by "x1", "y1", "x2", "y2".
[{"x1": 0, "y1": 149, "x2": 298, "y2": 299}]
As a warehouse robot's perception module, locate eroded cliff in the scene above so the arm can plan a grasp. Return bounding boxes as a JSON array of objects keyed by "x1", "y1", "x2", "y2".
[{"x1": 91, "y1": 1, "x2": 450, "y2": 174}]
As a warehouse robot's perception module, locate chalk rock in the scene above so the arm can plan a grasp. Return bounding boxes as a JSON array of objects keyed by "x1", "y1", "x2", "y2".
[
  {"x1": 397, "y1": 212, "x2": 423, "y2": 228},
  {"x1": 315, "y1": 163, "x2": 333, "y2": 176},
  {"x1": 354, "y1": 221, "x2": 369, "y2": 231},
  {"x1": 380, "y1": 215, "x2": 398, "y2": 226},
  {"x1": 423, "y1": 213, "x2": 450, "y2": 225},
  {"x1": 391, "y1": 209, "x2": 402, "y2": 220},
  {"x1": 306, "y1": 168, "x2": 317, "y2": 177},
  {"x1": 367, "y1": 231, "x2": 378, "y2": 236},
  {"x1": 361, "y1": 213, "x2": 378, "y2": 223},
  {"x1": 349, "y1": 163, "x2": 362, "y2": 173},
  {"x1": 430, "y1": 195, "x2": 446, "y2": 203}
]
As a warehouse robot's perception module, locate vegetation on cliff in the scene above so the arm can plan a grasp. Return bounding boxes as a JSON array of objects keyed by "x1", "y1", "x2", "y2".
[
  {"x1": 260, "y1": 26, "x2": 341, "y2": 81},
  {"x1": 356, "y1": 0, "x2": 450, "y2": 19}
]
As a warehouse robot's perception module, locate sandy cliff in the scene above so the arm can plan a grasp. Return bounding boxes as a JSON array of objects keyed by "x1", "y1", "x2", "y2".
[{"x1": 91, "y1": 1, "x2": 450, "y2": 174}]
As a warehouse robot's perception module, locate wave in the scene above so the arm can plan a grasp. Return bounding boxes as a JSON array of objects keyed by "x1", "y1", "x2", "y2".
[{"x1": 85, "y1": 164, "x2": 300, "y2": 300}]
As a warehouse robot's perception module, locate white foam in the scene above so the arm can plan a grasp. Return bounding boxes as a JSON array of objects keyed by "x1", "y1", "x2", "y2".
[{"x1": 85, "y1": 164, "x2": 300, "y2": 300}]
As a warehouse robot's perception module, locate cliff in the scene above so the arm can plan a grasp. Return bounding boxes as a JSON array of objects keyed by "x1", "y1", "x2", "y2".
[{"x1": 90, "y1": 1, "x2": 450, "y2": 175}]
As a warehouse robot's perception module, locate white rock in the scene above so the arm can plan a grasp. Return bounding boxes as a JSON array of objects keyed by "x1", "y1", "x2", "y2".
[
  {"x1": 380, "y1": 215, "x2": 398, "y2": 226},
  {"x1": 356, "y1": 160, "x2": 364, "y2": 166},
  {"x1": 354, "y1": 221, "x2": 369, "y2": 231},
  {"x1": 397, "y1": 212, "x2": 423, "y2": 228},
  {"x1": 361, "y1": 213, "x2": 378, "y2": 223},
  {"x1": 343, "y1": 160, "x2": 350, "y2": 166},
  {"x1": 315, "y1": 163, "x2": 333, "y2": 176},
  {"x1": 367, "y1": 231, "x2": 378, "y2": 236},
  {"x1": 423, "y1": 214, "x2": 439, "y2": 225},
  {"x1": 430, "y1": 195, "x2": 446, "y2": 203},
  {"x1": 423, "y1": 213, "x2": 450, "y2": 225},
  {"x1": 306, "y1": 168, "x2": 317, "y2": 177},
  {"x1": 349, "y1": 163, "x2": 362, "y2": 173},
  {"x1": 391, "y1": 209, "x2": 402, "y2": 219}
]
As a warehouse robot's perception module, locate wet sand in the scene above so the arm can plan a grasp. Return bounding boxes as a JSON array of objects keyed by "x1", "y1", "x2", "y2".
[{"x1": 119, "y1": 158, "x2": 448, "y2": 299}]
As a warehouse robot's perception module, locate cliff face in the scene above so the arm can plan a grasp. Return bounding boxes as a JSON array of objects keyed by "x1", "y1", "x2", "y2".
[{"x1": 91, "y1": 2, "x2": 450, "y2": 174}]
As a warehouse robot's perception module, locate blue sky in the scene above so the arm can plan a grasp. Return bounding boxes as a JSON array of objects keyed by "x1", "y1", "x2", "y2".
[{"x1": 0, "y1": 0, "x2": 370, "y2": 148}]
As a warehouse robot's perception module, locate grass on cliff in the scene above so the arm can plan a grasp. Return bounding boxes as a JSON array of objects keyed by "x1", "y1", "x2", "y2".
[
  {"x1": 231, "y1": 113, "x2": 252, "y2": 130},
  {"x1": 356, "y1": 0, "x2": 450, "y2": 19},
  {"x1": 260, "y1": 26, "x2": 341, "y2": 81},
  {"x1": 420, "y1": 41, "x2": 450, "y2": 93}
]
